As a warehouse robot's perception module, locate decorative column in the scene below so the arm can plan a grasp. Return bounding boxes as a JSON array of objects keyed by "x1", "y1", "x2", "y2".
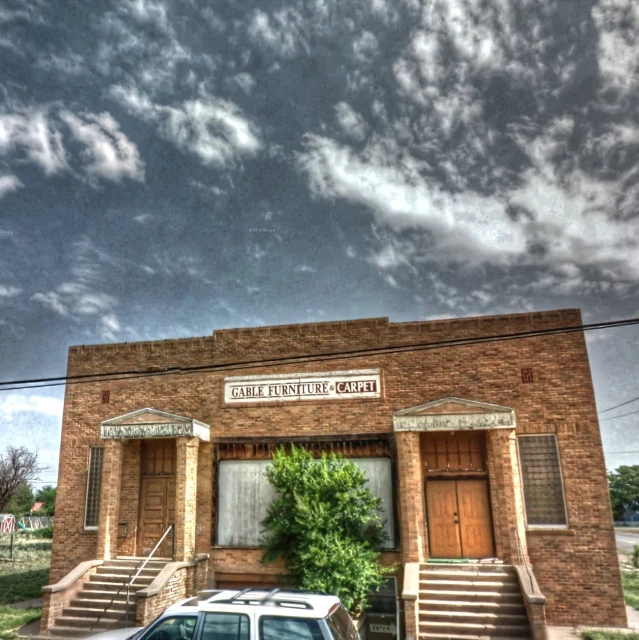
[
  {"x1": 97, "y1": 440, "x2": 124, "y2": 560},
  {"x1": 175, "y1": 437, "x2": 200, "y2": 561},
  {"x1": 395, "y1": 431, "x2": 426, "y2": 563},
  {"x1": 486, "y1": 428, "x2": 528, "y2": 564}
]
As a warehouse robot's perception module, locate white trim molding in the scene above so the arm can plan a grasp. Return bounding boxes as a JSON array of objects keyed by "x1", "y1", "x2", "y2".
[
  {"x1": 100, "y1": 407, "x2": 210, "y2": 441},
  {"x1": 393, "y1": 397, "x2": 516, "y2": 432}
]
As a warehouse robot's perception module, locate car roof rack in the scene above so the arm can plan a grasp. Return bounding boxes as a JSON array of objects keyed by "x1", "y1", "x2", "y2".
[{"x1": 208, "y1": 588, "x2": 315, "y2": 610}]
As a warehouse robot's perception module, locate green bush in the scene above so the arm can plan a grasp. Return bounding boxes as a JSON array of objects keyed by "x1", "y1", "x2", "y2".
[{"x1": 261, "y1": 444, "x2": 392, "y2": 614}]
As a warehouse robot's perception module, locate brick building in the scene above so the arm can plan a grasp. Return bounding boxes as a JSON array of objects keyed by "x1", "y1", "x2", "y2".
[{"x1": 42, "y1": 309, "x2": 627, "y2": 637}]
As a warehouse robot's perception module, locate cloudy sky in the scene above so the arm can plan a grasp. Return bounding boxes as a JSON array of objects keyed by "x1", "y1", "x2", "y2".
[{"x1": 1, "y1": 0, "x2": 638, "y2": 485}]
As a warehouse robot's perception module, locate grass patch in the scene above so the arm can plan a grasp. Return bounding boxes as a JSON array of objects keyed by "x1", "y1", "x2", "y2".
[
  {"x1": 0, "y1": 535, "x2": 51, "y2": 605},
  {"x1": 0, "y1": 606, "x2": 41, "y2": 640},
  {"x1": 0, "y1": 569, "x2": 50, "y2": 605},
  {"x1": 622, "y1": 571, "x2": 639, "y2": 611},
  {"x1": 582, "y1": 633, "x2": 639, "y2": 640},
  {"x1": 0, "y1": 535, "x2": 52, "y2": 570}
]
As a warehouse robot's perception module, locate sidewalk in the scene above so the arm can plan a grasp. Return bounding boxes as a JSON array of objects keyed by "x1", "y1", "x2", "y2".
[{"x1": 11, "y1": 598, "x2": 42, "y2": 610}]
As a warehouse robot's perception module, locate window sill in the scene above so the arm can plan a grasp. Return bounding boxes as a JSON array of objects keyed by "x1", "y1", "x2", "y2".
[
  {"x1": 526, "y1": 528, "x2": 574, "y2": 536},
  {"x1": 212, "y1": 545, "x2": 265, "y2": 550}
]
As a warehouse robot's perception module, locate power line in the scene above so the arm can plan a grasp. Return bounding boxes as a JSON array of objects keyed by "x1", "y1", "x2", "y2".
[
  {"x1": 600, "y1": 408, "x2": 639, "y2": 421},
  {"x1": 1, "y1": 315, "x2": 638, "y2": 393},
  {"x1": 599, "y1": 395, "x2": 639, "y2": 415}
]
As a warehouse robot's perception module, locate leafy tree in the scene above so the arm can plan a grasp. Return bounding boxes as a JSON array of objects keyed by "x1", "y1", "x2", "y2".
[
  {"x1": 0, "y1": 447, "x2": 44, "y2": 512},
  {"x1": 35, "y1": 485, "x2": 56, "y2": 516},
  {"x1": 261, "y1": 444, "x2": 391, "y2": 614},
  {"x1": 4, "y1": 483, "x2": 34, "y2": 517},
  {"x1": 608, "y1": 465, "x2": 639, "y2": 521}
]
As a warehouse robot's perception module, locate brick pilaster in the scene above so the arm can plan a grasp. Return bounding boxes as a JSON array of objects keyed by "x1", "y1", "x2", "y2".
[
  {"x1": 175, "y1": 438, "x2": 199, "y2": 561},
  {"x1": 96, "y1": 440, "x2": 123, "y2": 560},
  {"x1": 395, "y1": 431, "x2": 426, "y2": 562},
  {"x1": 487, "y1": 429, "x2": 527, "y2": 563}
]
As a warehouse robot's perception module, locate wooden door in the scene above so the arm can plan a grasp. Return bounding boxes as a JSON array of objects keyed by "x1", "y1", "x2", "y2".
[
  {"x1": 426, "y1": 479, "x2": 494, "y2": 559},
  {"x1": 456, "y1": 480, "x2": 494, "y2": 559},
  {"x1": 426, "y1": 481, "x2": 462, "y2": 558},
  {"x1": 139, "y1": 476, "x2": 175, "y2": 557}
]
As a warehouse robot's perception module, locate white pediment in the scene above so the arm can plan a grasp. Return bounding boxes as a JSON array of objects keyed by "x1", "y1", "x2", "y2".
[
  {"x1": 393, "y1": 397, "x2": 515, "y2": 432},
  {"x1": 101, "y1": 408, "x2": 210, "y2": 441}
]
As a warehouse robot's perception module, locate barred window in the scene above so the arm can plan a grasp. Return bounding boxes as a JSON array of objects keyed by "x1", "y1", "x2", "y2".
[
  {"x1": 518, "y1": 435, "x2": 567, "y2": 526},
  {"x1": 84, "y1": 447, "x2": 104, "y2": 529}
]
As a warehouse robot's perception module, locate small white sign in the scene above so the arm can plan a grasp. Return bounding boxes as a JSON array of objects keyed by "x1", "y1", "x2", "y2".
[
  {"x1": 224, "y1": 369, "x2": 381, "y2": 404},
  {"x1": 370, "y1": 622, "x2": 397, "y2": 635}
]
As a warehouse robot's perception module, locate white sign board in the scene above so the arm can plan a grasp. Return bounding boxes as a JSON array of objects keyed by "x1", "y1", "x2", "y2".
[{"x1": 224, "y1": 369, "x2": 381, "y2": 404}]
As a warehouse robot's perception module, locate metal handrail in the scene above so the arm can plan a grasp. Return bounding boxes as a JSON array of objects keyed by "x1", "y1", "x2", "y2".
[{"x1": 125, "y1": 524, "x2": 174, "y2": 627}]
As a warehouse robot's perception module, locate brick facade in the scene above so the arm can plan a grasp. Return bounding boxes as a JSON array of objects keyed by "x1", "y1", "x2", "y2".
[{"x1": 47, "y1": 309, "x2": 626, "y2": 628}]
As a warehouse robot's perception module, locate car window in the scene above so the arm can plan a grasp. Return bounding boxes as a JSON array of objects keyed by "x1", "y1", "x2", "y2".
[
  {"x1": 201, "y1": 612, "x2": 250, "y2": 640},
  {"x1": 144, "y1": 616, "x2": 198, "y2": 640},
  {"x1": 326, "y1": 605, "x2": 357, "y2": 640},
  {"x1": 259, "y1": 616, "x2": 324, "y2": 640}
]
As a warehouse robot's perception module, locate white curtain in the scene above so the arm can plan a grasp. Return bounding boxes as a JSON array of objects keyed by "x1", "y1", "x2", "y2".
[
  {"x1": 217, "y1": 457, "x2": 395, "y2": 548},
  {"x1": 217, "y1": 460, "x2": 276, "y2": 547}
]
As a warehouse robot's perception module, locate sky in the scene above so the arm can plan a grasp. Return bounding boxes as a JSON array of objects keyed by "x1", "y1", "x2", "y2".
[{"x1": 1, "y1": 0, "x2": 638, "y2": 487}]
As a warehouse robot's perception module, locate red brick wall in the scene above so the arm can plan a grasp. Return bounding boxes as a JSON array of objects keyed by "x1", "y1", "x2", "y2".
[
  {"x1": 135, "y1": 566, "x2": 187, "y2": 627},
  {"x1": 50, "y1": 309, "x2": 625, "y2": 626},
  {"x1": 135, "y1": 560, "x2": 209, "y2": 626}
]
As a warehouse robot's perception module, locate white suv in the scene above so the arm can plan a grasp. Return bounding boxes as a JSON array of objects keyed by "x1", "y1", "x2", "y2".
[{"x1": 89, "y1": 589, "x2": 360, "y2": 640}]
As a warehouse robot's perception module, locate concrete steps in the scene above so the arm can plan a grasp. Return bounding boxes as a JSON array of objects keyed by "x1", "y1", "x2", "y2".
[
  {"x1": 48, "y1": 558, "x2": 170, "y2": 638},
  {"x1": 418, "y1": 564, "x2": 531, "y2": 640}
]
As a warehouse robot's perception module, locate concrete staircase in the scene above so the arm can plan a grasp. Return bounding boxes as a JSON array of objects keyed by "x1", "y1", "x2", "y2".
[
  {"x1": 418, "y1": 563, "x2": 532, "y2": 640},
  {"x1": 49, "y1": 558, "x2": 170, "y2": 638}
]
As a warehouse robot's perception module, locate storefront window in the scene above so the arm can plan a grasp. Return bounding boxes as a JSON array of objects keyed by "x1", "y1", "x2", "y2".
[{"x1": 216, "y1": 458, "x2": 395, "y2": 547}]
